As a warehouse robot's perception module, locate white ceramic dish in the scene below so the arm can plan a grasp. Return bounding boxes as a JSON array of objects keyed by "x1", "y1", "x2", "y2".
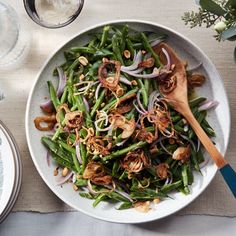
[
  {"x1": 0, "y1": 123, "x2": 16, "y2": 215},
  {"x1": 0, "y1": 121, "x2": 22, "y2": 223},
  {"x1": 25, "y1": 20, "x2": 230, "y2": 223}
]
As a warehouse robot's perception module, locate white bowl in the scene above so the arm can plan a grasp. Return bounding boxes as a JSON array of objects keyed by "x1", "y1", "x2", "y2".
[{"x1": 25, "y1": 20, "x2": 230, "y2": 223}]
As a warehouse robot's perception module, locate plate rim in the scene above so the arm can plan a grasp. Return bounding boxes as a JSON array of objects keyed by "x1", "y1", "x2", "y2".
[{"x1": 25, "y1": 19, "x2": 231, "y2": 223}]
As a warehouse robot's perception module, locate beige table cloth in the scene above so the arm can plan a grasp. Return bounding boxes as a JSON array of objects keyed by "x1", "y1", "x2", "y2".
[{"x1": 0, "y1": 0, "x2": 235, "y2": 216}]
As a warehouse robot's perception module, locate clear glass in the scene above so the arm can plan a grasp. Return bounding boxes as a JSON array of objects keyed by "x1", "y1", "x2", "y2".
[
  {"x1": 0, "y1": 2, "x2": 30, "y2": 70},
  {"x1": 23, "y1": 0, "x2": 84, "y2": 29}
]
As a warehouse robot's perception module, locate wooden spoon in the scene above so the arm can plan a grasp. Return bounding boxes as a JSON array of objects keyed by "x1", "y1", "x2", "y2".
[{"x1": 153, "y1": 43, "x2": 236, "y2": 197}]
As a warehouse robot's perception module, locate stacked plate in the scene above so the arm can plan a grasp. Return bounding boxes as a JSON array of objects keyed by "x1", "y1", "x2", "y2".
[{"x1": 0, "y1": 120, "x2": 22, "y2": 223}]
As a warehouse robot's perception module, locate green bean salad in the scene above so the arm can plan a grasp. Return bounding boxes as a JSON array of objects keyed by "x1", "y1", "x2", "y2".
[{"x1": 34, "y1": 25, "x2": 217, "y2": 211}]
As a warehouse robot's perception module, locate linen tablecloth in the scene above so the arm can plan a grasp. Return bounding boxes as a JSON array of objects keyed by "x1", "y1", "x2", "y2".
[{"x1": 0, "y1": 0, "x2": 235, "y2": 216}]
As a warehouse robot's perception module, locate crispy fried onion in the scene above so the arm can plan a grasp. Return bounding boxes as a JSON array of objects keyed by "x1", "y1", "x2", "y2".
[
  {"x1": 80, "y1": 126, "x2": 95, "y2": 143},
  {"x1": 121, "y1": 149, "x2": 150, "y2": 174},
  {"x1": 110, "y1": 102, "x2": 133, "y2": 114},
  {"x1": 56, "y1": 103, "x2": 83, "y2": 130},
  {"x1": 172, "y1": 145, "x2": 190, "y2": 163},
  {"x1": 98, "y1": 60, "x2": 123, "y2": 96},
  {"x1": 159, "y1": 75, "x2": 177, "y2": 94},
  {"x1": 135, "y1": 128, "x2": 156, "y2": 144},
  {"x1": 156, "y1": 163, "x2": 169, "y2": 180},
  {"x1": 109, "y1": 113, "x2": 136, "y2": 139},
  {"x1": 187, "y1": 73, "x2": 206, "y2": 88},
  {"x1": 86, "y1": 136, "x2": 111, "y2": 156},
  {"x1": 83, "y1": 161, "x2": 112, "y2": 185},
  {"x1": 141, "y1": 101, "x2": 174, "y2": 138},
  {"x1": 138, "y1": 57, "x2": 155, "y2": 68},
  {"x1": 64, "y1": 111, "x2": 83, "y2": 129},
  {"x1": 34, "y1": 114, "x2": 56, "y2": 131}
]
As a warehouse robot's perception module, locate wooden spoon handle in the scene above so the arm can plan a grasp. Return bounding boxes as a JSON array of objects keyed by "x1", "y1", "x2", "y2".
[{"x1": 183, "y1": 108, "x2": 227, "y2": 168}]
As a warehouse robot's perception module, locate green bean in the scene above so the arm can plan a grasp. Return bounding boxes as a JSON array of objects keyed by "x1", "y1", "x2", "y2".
[
  {"x1": 100, "y1": 26, "x2": 110, "y2": 48},
  {"x1": 60, "y1": 86, "x2": 68, "y2": 104},
  {"x1": 120, "y1": 24, "x2": 129, "y2": 52},
  {"x1": 75, "y1": 179, "x2": 88, "y2": 187},
  {"x1": 117, "y1": 202, "x2": 133, "y2": 210},
  {"x1": 137, "y1": 79, "x2": 148, "y2": 108},
  {"x1": 70, "y1": 46, "x2": 95, "y2": 54},
  {"x1": 79, "y1": 130, "x2": 88, "y2": 172},
  {"x1": 102, "y1": 88, "x2": 138, "y2": 112},
  {"x1": 93, "y1": 193, "x2": 107, "y2": 207},
  {"x1": 41, "y1": 137, "x2": 73, "y2": 163},
  {"x1": 91, "y1": 89, "x2": 106, "y2": 117},
  {"x1": 189, "y1": 97, "x2": 206, "y2": 108},
  {"x1": 47, "y1": 81, "x2": 60, "y2": 110},
  {"x1": 112, "y1": 161, "x2": 120, "y2": 177},
  {"x1": 140, "y1": 33, "x2": 161, "y2": 67},
  {"x1": 103, "y1": 141, "x2": 147, "y2": 162},
  {"x1": 58, "y1": 140, "x2": 76, "y2": 154},
  {"x1": 160, "y1": 180, "x2": 182, "y2": 193},
  {"x1": 107, "y1": 191, "x2": 131, "y2": 202},
  {"x1": 190, "y1": 149, "x2": 200, "y2": 172},
  {"x1": 79, "y1": 192, "x2": 95, "y2": 199},
  {"x1": 126, "y1": 38, "x2": 135, "y2": 58},
  {"x1": 181, "y1": 164, "x2": 190, "y2": 194},
  {"x1": 130, "y1": 189, "x2": 166, "y2": 200},
  {"x1": 112, "y1": 34, "x2": 124, "y2": 64},
  {"x1": 202, "y1": 119, "x2": 216, "y2": 137},
  {"x1": 51, "y1": 152, "x2": 75, "y2": 171}
]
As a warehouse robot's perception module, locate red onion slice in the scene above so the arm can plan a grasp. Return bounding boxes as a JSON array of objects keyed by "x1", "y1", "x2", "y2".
[
  {"x1": 162, "y1": 48, "x2": 171, "y2": 70},
  {"x1": 133, "y1": 101, "x2": 147, "y2": 115},
  {"x1": 56, "y1": 171, "x2": 73, "y2": 186},
  {"x1": 150, "y1": 38, "x2": 164, "y2": 47},
  {"x1": 119, "y1": 76, "x2": 132, "y2": 85},
  {"x1": 75, "y1": 141, "x2": 82, "y2": 164},
  {"x1": 198, "y1": 100, "x2": 219, "y2": 111},
  {"x1": 121, "y1": 50, "x2": 142, "y2": 71},
  {"x1": 95, "y1": 83, "x2": 102, "y2": 100},
  {"x1": 40, "y1": 67, "x2": 67, "y2": 111},
  {"x1": 137, "y1": 90, "x2": 148, "y2": 113},
  {"x1": 82, "y1": 97, "x2": 90, "y2": 112}
]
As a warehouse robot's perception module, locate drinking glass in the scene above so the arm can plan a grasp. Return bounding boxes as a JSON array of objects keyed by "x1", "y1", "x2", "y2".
[
  {"x1": 0, "y1": 2, "x2": 30, "y2": 70},
  {"x1": 23, "y1": 0, "x2": 84, "y2": 29}
]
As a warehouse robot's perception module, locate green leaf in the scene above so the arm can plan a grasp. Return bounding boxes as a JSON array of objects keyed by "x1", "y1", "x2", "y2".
[
  {"x1": 199, "y1": 0, "x2": 226, "y2": 16},
  {"x1": 226, "y1": 0, "x2": 236, "y2": 8},
  {"x1": 221, "y1": 26, "x2": 236, "y2": 40}
]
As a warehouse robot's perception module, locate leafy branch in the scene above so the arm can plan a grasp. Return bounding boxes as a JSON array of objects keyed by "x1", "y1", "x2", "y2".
[{"x1": 182, "y1": 0, "x2": 236, "y2": 62}]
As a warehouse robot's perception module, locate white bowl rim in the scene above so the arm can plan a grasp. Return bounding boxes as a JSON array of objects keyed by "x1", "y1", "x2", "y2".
[{"x1": 25, "y1": 19, "x2": 231, "y2": 223}]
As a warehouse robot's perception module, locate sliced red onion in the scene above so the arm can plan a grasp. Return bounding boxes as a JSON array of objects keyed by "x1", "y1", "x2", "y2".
[
  {"x1": 160, "y1": 140, "x2": 172, "y2": 155},
  {"x1": 180, "y1": 134, "x2": 196, "y2": 152},
  {"x1": 56, "y1": 171, "x2": 73, "y2": 186},
  {"x1": 199, "y1": 155, "x2": 210, "y2": 169},
  {"x1": 164, "y1": 171, "x2": 173, "y2": 185},
  {"x1": 198, "y1": 100, "x2": 219, "y2": 111},
  {"x1": 105, "y1": 185, "x2": 133, "y2": 202},
  {"x1": 137, "y1": 90, "x2": 148, "y2": 113},
  {"x1": 83, "y1": 97, "x2": 90, "y2": 112},
  {"x1": 122, "y1": 68, "x2": 167, "y2": 79},
  {"x1": 162, "y1": 48, "x2": 171, "y2": 70},
  {"x1": 148, "y1": 90, "x2": 160, "y2": 111},
  {"x1": 40, "y1": 67, "x2": 67, "y2": 111},
  {"x1": 95, "y1": 117, "x2": 113, "y2": 132},
  {"x1": 150, "y1": 38, "x2": 164, "y2": 47},
  {"x1": 116, "y1": 138, "x2": 128, "y2": 146},
  {"x1": 133, "y1": 101, "x2": 147, "y2": 115},
  {"x1": 187, "y1": 62, "x2": 203, "y2": 72},
  {"x1": 75, "y1": 141, "x2": 82, "y2": 164},
  {"x1": 72, "y1": 172, "x2": 77, "y2": 183},
  {"x1": 121, "y1": 50, "x2": 142, "y2": 71},
  {"x1": 119, "y1": 76, "x2": 132, "y2": 85},
  {"x1": 56, "y1": 67, "x2": 67, "y2": 97},
  {"x1": 95, "y1": 83, "x2": 102, "y2": 100},
  {"x1": 197, "y1": 139, "x2": 201, "y2": 152},
  {"x1": 46, "y1": 150, "x2": 51, "y2": 167},
  {"x1": 184, "y1": 124, "x2": 189, "y2": 132}
]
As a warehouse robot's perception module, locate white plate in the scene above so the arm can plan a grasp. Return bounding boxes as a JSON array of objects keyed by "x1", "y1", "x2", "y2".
[
  {"x1": 25, "y1": 20, "x2": 230, "y2": 223},
  {"x1": 0, "y1": 122, "x2": 16, "y2": 216},
  {"x1": 0, "y1": 121, "x2": 22, "y2": 223}
]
